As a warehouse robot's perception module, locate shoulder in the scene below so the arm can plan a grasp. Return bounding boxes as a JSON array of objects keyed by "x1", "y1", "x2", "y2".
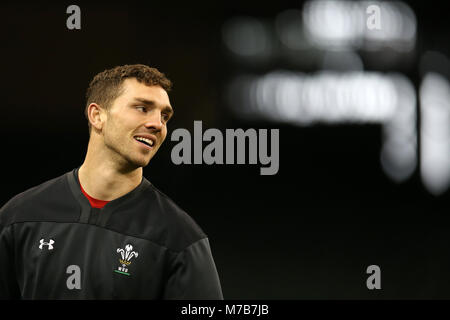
[
  {"x1": 116, "y1": 181, "x2": 207, "y2": 252},
  {"x1": 145, "y1": 183, "x2": 208, "y2": 251},
  {"x1": 0, "y1": 171, "x2": 77, "y2": 226}
]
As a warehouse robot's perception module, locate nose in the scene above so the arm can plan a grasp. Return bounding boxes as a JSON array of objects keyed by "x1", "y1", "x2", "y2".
[{"x1": 144, "y1": 110, "x2": 164, "y2": 131}]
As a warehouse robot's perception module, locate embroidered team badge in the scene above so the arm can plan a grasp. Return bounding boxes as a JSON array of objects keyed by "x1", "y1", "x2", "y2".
[{"x1": 114, "y1": 244, "x2": 138, "y2": 276}]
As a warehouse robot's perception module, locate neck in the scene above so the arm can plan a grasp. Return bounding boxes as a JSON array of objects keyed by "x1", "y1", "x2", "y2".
[{"x1": 78, "y1": 138, "x2": 143, "y2": 201}]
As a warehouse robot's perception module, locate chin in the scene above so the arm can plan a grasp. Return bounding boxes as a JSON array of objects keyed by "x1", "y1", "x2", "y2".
[
  {"x1": 122, "y1": 156, "x2": 150, "y2": 169},
  {"x1": 133, "y1": 159, "x2": 151, "y2": 168},
  {"x1": 136, "y1": 155, "x2": 154, "y2": 168},
  {"x1": 124, "y1": 150, "x2": 157, "y2": 169}
]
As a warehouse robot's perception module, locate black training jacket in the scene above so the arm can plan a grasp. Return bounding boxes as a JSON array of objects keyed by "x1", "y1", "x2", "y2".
[{"x1": 0, "y1": 168, "x2": 223, "y2": 299}]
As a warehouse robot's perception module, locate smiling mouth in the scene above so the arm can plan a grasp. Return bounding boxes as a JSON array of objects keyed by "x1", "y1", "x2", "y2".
[{"x1": 134, "y1": 136, "x2": 154, "y2": 148}]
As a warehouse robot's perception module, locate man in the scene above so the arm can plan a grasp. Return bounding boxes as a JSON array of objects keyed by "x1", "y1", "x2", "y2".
[{"x1": 0, "y1": 64, "x2": 223, "y2": 299}]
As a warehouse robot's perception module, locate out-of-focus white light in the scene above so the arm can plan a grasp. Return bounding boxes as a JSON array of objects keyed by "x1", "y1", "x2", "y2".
[
  {"x1": 380, "y1": 74, "x2": 417, "y2": 182},
  {"x1": 276, "y1": 74, "x2": 307, "y2": 122},
  {"x1": 303, "y1": 0, "x2": 363, "y2": 50},
  {"x1": 302, "y1": 0, "x2": 416, "y2": 52},
  {"x1": 227, "y1": 70, "x2": 399, "y2": 124},
  {"x1": 420, "y1": 73, "x2": 450, "y2": 196},
  {"x1": 364, "y1": 1, "x2": 417, "y2": 52},
  {"x1": 226, "y1": 71, "x2": 417, "y2": 183},
  {"x1": 222, "y1": 16, "x2": 271, "y2": 59}
]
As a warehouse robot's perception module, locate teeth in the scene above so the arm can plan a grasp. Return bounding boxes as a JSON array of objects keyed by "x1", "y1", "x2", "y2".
[{"x1": 135, "y1": 137, "x2": 154, "y2": 146}]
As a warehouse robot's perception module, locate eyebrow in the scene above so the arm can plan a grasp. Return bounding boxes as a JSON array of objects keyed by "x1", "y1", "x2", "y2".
[{"x1": 133, "y1": 98, "x2": 174, "y2": 115}]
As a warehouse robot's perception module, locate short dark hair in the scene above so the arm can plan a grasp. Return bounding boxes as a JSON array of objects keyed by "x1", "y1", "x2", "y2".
[{"x1": 85, "y1": 64, "x2": 172, "y2": 131}]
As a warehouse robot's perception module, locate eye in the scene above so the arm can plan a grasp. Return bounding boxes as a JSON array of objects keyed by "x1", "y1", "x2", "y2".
[
  {"x1": 162, "y1": 112, "x2": 171, "y2": 122},
  {"x1": 136, "y1": 106, "x2": 147, "y2": 112}
]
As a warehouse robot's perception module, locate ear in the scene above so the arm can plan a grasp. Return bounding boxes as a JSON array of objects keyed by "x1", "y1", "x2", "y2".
[{"x1": 87, "y1": 103, "x2": 106, "y2": 131}]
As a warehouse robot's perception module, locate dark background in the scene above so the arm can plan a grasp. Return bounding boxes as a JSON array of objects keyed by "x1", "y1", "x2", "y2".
[{"x1": 1, "y1": 1, "x2": 449, "y2": 299}]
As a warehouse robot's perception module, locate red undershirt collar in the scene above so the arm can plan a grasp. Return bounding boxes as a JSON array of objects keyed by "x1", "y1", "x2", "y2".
[{"x1": 78, "y1": 178, "x2": 110, "y2": 209}]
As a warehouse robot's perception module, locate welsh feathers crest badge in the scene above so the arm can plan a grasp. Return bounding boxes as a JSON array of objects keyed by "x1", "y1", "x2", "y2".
[{"x1": 114, "y1": 244, "x2": 138, "y2": 276}]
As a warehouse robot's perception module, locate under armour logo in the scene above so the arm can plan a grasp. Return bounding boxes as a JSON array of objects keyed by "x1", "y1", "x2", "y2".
[{"x1": 39, "y1": 239, "x2": 55, "y2": 250}]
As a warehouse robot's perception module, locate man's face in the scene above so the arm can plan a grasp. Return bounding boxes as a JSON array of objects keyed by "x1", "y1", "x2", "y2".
[{"x1": 101, "y1": 78, "x2": 173, "y2": 169}]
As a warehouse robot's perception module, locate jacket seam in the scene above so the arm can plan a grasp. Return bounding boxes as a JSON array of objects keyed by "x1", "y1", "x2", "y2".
[{"x1": 2, "y1": 220, "x2": 208, "y2": 254}]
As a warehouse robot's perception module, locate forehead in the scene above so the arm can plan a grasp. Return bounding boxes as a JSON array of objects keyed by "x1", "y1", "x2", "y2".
[{"x1": 119, "y1": 78, "x2": 171, "y2": 106}]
